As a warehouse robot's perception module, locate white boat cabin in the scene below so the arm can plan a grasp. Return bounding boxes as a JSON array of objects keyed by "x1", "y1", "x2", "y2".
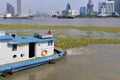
[{"x1": 0, "y1": 31, "x2": 57, "y2": 65}]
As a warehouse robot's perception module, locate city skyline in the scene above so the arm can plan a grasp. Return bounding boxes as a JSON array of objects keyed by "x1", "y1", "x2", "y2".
[{"x1": 0, "y1": 0, "x2": 106, "y2": 13}]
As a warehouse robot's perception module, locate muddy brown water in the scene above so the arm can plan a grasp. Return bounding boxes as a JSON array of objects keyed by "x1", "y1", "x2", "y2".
[{"x1": 1, "y1": 44, "x2": 120, "y2": 80}]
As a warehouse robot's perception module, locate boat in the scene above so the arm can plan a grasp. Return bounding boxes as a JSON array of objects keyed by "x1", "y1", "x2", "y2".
[
  {"x1": 3, "y1": 16, "x2": 33, "y2": 19},
  {"x1": 0, "y1": 31, "x2": 67, "y2": 76},
  {"x1": 58, "y1": 16, "x2": 74, "y2": 19}
]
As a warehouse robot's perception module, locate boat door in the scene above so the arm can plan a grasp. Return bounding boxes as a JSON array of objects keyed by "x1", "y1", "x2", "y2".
[{"x1": 29, "y1": 43, "x2": 35, "y2": 58}]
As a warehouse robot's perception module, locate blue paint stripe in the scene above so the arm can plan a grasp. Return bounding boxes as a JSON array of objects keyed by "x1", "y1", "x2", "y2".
[{"x1": 0, "y1": 51, "x2": 67, "y2": 75}]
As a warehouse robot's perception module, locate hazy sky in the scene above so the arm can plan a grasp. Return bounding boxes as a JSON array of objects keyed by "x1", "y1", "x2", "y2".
[{"x1": 0, "y1": 0, "x2": 106, "y2": 14}]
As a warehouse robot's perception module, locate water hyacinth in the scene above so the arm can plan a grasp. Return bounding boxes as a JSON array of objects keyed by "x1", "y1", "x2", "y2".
[
  {"x1": 55, "y1": 37, "x2": 120, "y2": 49},
  {"x1": 1, "y1": 24, "x2": 120, "y2": 33}
]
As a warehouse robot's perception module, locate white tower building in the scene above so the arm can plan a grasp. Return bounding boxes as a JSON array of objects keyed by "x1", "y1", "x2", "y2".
[
  {"x1": 98, "y1": 0, "x2": 115, "y2": 16},
  {"x1": 106, "y1": 0, "x2": 115, "y2": 16},
  {"x1": 98, "y1": 2, "x2": 108, "y2": 16}
]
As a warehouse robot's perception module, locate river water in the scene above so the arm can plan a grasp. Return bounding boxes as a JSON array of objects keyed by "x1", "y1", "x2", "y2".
[{"x1": 0, "y1": 17, "x2": 120, "y2": 27}]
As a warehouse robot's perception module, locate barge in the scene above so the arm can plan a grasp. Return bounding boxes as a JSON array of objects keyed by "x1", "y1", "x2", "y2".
[
  {"x1": 0, "y1": 31, "x2": 67, "y2": 76},
  {"x1": 58, "y1": 16, "x2": 74, "y2": 19},
  {"x1": 3, "y1": 16, "x2": 33, "y2": 19}
]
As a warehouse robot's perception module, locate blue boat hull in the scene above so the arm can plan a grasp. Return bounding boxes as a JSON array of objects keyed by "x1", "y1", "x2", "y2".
[{"x1": 0, "y1": 49, "x2": 67, "y2": 76}]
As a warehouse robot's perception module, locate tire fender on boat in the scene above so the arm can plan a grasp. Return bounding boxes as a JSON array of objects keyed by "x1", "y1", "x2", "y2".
[{"x1": 41, "y1": 50, "x2": 48, "y2": 57}]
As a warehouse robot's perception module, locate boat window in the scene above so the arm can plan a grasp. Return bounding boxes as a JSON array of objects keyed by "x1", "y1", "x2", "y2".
[
  {"x1": 21, "y1": 54, "x2": 24, "y2": 57},
  {"x1": 48, "y1": 41, "x2": 53, "y2": 46},
  {"x1": 13, "y1": 55, "x2": 17, "y2": 58},
  {"x1": 11, "y1": 33, "x2": 16, "y2": 37},
  {"x1": 12, "y1": 44, "x2": 17, "y2": 51}
]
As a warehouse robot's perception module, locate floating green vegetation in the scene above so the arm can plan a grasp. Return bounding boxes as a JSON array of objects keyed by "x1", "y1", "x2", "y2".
[
  {"x1": 76, "y1": 26, "x2": 120, "y2": 33},
  {"x1": 0, "y1": 24, "x2": 74, "y2": 30},
  {"x1": 0, "y1": 24, "x2": 120, "y2": 33},
  {"x1": 55, "y1": 37, "x2": 120, "y2": 49}
]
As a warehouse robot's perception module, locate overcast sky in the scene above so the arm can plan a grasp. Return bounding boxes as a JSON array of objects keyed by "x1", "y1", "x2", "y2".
[{"x1": 0, "y1": 0, "x2": 106, "y2": 14}]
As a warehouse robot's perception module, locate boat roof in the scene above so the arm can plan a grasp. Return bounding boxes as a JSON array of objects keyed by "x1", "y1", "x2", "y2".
[
  {"x1": 0, "y1": 35, "x2": 13, "y2": 41},
  {"x1": 0, "y1": 35, "x2": 57, "y2": 45},
  {"x1": 11, "y1": 36, "x2": 57, "y2": 45}
]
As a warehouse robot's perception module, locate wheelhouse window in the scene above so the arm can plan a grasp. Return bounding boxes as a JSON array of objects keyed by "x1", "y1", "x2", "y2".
[
  {"x1": 48, "y1": 41, "x2": 53, "y2": 46},
  {"x1": 12, "y1": 44, "x2": 17, "y2": 51}
]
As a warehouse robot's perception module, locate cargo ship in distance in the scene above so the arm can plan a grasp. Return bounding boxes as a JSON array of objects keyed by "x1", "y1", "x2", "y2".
[
  {"x1": 58, "y1": 15, "x2": 74, "y2": 19},
  {"x1": 3, "y1": 15, "x2": 33, "y2": 19}
]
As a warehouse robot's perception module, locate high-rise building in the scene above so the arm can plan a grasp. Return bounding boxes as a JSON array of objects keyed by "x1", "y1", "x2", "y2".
[
  {"x1": 17, "y1": 0, "x2": 21, "y2": 16},
  {"x1": 61, "y1": 3, "x2": 78, "y2": 17},
  {"x1": 87, "y1": 0, "x2": 94, "y2": 16},
  {"x1": 66, "y1": 3, "x2": 71, "y2": 11},
  {"x1": 106, "y1": 0, "x2": 115, "y2": 15},
  {"x1": 115, "y1": 0, "x2": 120, "y2": 14},
  {"x1": 62, "y1": 3, "x2": 72, "y2": 16},
  {"x1": 99, "y1": 0, "x2": 115, "y2": 16},
  {"x1": 6, "y1": 3, "x2": 15, "y2": 16},
  {"x1": 98, "y1": 2, "x2": 107, "y2": 16},
  {"x1": 80, "y1": 7, "x2": 87, "y2": 16}
]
